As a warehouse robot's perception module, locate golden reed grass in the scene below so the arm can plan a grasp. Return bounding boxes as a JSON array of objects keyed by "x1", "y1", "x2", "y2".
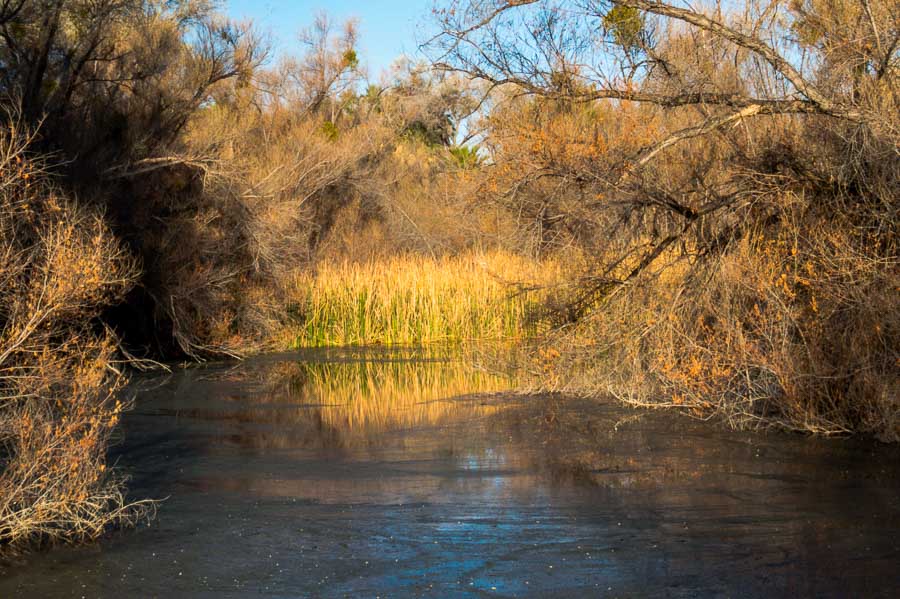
[{"x1": 284, "y1": 251, "x2": 562, "y2": 348}]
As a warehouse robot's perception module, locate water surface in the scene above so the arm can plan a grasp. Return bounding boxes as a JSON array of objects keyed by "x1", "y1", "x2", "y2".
[{"x1": 1, "y1": 348, "x2": 898, "y2": 597}]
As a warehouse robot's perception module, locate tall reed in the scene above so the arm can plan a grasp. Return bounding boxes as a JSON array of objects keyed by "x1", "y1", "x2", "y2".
[{"x1": 286, "y1": 252, "x2": 558, "y2": 347}]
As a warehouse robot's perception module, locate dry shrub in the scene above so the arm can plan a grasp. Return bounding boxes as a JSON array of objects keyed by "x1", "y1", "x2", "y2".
[
  {"x1": 434, "y1": 0, "x2": 900, "y2": 437},
  {"x1": 549, "y1": 215, "x2": 898, "y2": 438},
  {"x1": 318, "y1": 139, "x2": 505, "y2": 260},
  {"x1": 0, "y1": 123, "x2": 150, "y2": 552},
  {"x1": 525, "y1": 113, "x2": 899, "y2": 438},
  {"x1": 0, "y1": 5, "x2": 494, "y2": 360},
  {"x1": 0, "y1": 1, "x2": 268, "y2": 360},
  {"x1": 162, "y1": 103, "x2": 398, "y2": 356},
  {"x1": 157, "y1": 54, "x2": 499, "y2": 355}
]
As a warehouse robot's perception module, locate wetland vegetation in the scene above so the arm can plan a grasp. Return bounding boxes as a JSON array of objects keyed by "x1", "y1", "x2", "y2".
[
  {"x1": 0, "y1": 0, "x2": 897, "y2": 571},
  {"x1": 285, "y1": 252, "x2": 559, "y2": 347}
]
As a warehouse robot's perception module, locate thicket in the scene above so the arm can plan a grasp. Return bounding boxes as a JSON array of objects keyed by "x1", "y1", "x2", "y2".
[
  {"x1": 430, "y1": 0, "x2": 899, "y2": 438},
  {"x1": 0, "y1": 122, "x2": 151, "y2": 550}
]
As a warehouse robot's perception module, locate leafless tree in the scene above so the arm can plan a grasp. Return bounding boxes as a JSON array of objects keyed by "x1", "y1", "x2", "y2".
[{"x1": 426, "y1": 0, "x2": 898, "y2": 287}]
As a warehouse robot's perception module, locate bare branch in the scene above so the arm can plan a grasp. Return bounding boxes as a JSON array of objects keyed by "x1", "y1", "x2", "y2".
[{"x1": 609, "y1": 0, "x2": 861, "y2": 120}]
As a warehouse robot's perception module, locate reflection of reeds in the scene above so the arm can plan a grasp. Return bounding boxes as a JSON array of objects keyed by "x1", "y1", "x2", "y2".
[
  {"x1": 286, "y1": 252, "x2": 559, "y2": 347},
  {"x1": 288, "y1": 355, "x2": 514, "y2": 432},
  {"x1": 222, "y1": 351, "x2": 519, "y2": 449}
]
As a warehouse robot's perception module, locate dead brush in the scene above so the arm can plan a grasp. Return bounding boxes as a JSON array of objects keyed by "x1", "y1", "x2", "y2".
[
  {"x1": 0, "y1": 121, "x2": 152, "y2": 553},
  {"x1": 531, "y1": 207, "x2": 899, "y2": 438},
  {"x1": 654, "y1": 219, "x2": 897, "y2": 437},
  {"x1": 428, "y1": 0, "x2": 900, "y2": 438}
]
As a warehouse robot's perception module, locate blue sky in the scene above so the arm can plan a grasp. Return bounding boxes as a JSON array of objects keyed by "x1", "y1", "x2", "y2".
[{"x1": 226, "y1": 1, "x2": 433, "y2": 78}]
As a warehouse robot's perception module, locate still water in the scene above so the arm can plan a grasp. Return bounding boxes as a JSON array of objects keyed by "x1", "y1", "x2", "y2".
[{"x1": 1, "y1": 348, "x2": 898, "y2": 597}]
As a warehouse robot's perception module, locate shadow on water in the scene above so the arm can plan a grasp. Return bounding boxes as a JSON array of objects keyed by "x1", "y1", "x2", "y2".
[{"x1": 1, "y1": 347, "x2": 898, "y2": 597}]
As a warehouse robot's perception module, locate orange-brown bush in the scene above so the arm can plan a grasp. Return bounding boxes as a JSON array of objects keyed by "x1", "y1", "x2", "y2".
[
  {"x1": 431, "y1": 0, "x2": 900, "y2": 437},
  {"x1": 0, "y1": 122, "x2": 151, "y2": 552},
  {"x1": 536, "y1": 208, "x2": 899, "y2": 438}
]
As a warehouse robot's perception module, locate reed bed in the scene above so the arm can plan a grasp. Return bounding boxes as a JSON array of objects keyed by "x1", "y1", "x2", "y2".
[{"x1": 286, "y1": 252, "x2": 559, "y2": 347}]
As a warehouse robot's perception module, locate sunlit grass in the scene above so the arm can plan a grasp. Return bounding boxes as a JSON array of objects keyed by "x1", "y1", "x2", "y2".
[{"x1": 285, "y1": 251, "x2": 560, "y2": 348}]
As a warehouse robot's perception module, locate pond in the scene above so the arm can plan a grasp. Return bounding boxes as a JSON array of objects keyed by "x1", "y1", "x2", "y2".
[{"x1": 1, "y1": 347, "x2": 898, "y2": 597}]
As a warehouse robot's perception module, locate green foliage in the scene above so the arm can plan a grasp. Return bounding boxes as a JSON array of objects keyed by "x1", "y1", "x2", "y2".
[
  {"x1": 602, "y1": 5, "x2": 644, "y2": 50},
  {"x1": 449, "y1": 145, "x2": 482, "y2": 169},
  {"x1": 342, "y1": 48, "x2": 359, "y2": 69},
  {"x1": 402, "y1": 120, "x2": 451, "y2": 147},
  {"x1": 364, "y1": 84, "x2": 383, "y2": 111},
  {"x1": 320, "y1": 120, "x2": 340, "y2": 141}
]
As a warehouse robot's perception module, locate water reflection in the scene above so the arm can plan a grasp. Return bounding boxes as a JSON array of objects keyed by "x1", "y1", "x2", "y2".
[
  {"x1": 156, "y1": 347, "x2": 516, "y2": 452},
  {"x1": 1, "y1": 349, "x2": 898, "y2": 597},
  {"x1": 269, "y1": 349, "x2": 514, "y2": 436}
]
